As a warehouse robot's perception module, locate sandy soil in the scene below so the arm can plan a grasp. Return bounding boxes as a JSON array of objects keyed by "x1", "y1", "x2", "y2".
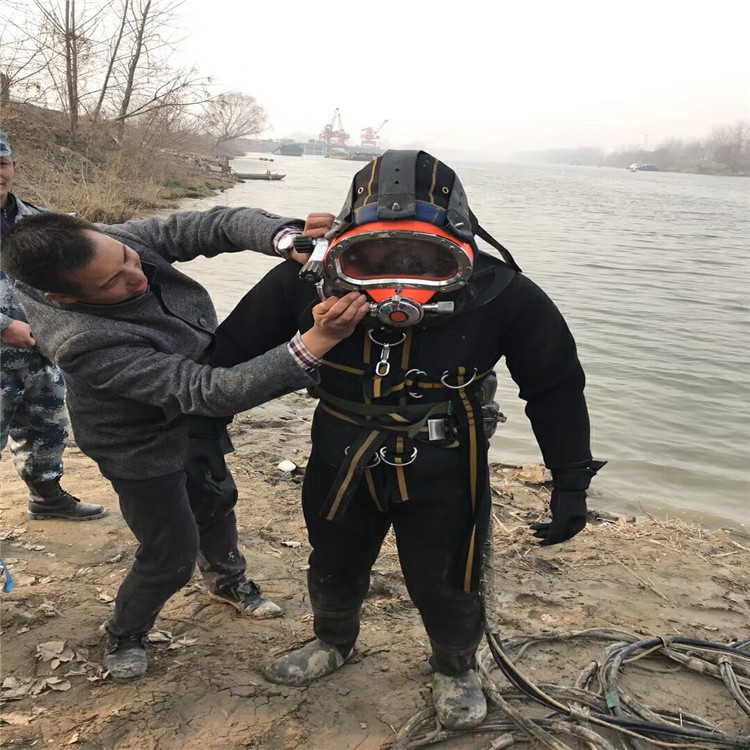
[{"x1": 1, "y1": 392, "x2": 748, "y2": 749}]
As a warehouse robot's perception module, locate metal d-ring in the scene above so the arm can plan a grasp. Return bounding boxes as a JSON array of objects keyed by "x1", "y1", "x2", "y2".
[
  {"x1": 367, "y1": 329, "x2": 407, "y2": 347},
  {"x1": 378, "y1": 446, "x2": 418, "y2": 467},
  {"x1": 440, "y1": 368, "x2": 478, "y2": 389},
  {"x1": 404, "y1": 368, "x2": 427, "y2": 398},
  {"x1": 344, "y1": 445, "x2": 381, "y2": 468},
  {"x1": 369, "y1": 330, "x2": 406, "y2": 379}
]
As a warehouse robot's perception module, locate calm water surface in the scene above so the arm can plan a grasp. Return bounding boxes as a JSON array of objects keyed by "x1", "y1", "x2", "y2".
[{"x1": 163, "y1": 155, "x2": 749, "y2": 528}]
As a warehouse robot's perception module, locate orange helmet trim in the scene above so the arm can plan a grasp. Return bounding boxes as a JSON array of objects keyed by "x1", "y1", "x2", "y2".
[{"x1": 328, "y1": 220, "x2": 475, "y2": 262}]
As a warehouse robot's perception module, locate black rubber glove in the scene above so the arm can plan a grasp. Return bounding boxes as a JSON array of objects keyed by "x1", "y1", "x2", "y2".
[
  {"x1": 183, "y1": 416, "x2": 231, "y2": 494},
  {"x1": 530, "y1": 488, "x2": 587, "y2": 546},
  {"x1": 530, "y1": 460, "x2": 606, "y2": 546}
]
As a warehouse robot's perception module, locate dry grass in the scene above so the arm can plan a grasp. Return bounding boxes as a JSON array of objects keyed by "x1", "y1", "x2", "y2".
[{"x1": 2, "y1": 102, "x2": 235, "y2": 222}]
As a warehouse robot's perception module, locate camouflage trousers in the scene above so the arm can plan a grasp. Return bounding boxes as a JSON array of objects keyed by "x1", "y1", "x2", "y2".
[{"x1": 0, "y1": 355, "x2": 70, "y2": 485}]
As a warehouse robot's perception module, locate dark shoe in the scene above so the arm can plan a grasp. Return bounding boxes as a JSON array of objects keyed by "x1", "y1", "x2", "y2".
[
  {"x1": 432, "y1": 669, "x2": 487, "y2": 729},
  {"x1": 27, "y1": 480, "x2": 107, "y2": 521},
  {"x1": 103, "y1": 631, "x2": 148, "y2": 681},
  {"x1": 209, "y1": 579, "x2": 282, "y2": 619},
  {"x1": 264, "y1": 639, "x2": 353, "y2": 686}
]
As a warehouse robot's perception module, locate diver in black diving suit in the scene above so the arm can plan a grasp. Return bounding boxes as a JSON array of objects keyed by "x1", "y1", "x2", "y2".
[{"x1": 209, "y1": 150, "x2": 605, "y2": 729}]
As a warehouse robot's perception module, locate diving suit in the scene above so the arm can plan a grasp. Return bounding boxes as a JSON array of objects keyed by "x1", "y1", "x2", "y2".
[{"x1": 210, "y1": 150, "x2": 603, "y2": 728}]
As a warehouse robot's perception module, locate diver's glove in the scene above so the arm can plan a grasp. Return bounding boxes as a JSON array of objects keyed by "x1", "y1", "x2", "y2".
[
  {"x1": 530, "y1": 460, "x2": 607, "y2": 546},
  {"x1": 184, "y1": 415, "x2": 232, "y2": 492}
]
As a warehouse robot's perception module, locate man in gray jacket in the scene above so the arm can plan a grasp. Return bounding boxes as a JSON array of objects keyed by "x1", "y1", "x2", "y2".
[
  {"x1": 0, "y1": 130, "x2": 106, "y2": 521},
  {"x1": 1, "y1": 206, "x2": 368, "y2": 680}
]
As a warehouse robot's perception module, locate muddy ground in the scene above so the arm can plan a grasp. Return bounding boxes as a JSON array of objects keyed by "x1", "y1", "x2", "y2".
[{"x1": 1, "y1": 393, "x2": 748, "y2": 749}]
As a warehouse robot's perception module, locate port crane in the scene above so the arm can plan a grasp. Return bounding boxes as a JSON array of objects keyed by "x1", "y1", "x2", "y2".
[
  {"x1": 360, "y1": 119, "x2": 388, "y2": 148},
  {"x1": 320, "y1": 108, "x2": 349, "y2": 147}
]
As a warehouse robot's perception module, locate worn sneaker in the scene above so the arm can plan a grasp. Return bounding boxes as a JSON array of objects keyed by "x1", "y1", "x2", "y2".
[
  {"x1": 103, "y1": 632, "x2": 148, "y2": 681},
  {"x1": 264, "y1": 638, "x2": 353, "y2": 687},
  {"x1": 432, "y1": 669, "x2": 487, "y2": 729},
  {"x1": 28, "y1": 481, "x2": 107, "y2": 521},
  {"x1": 209, "y1": 579, "x2": 282, "y2": 619}
]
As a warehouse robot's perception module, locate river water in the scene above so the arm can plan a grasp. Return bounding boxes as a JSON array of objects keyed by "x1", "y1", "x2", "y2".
[{"x1": 163, "y1": 154, "x2": 749, "y2": 529}]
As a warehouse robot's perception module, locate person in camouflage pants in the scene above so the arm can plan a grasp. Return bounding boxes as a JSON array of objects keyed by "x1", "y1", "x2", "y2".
[{"x1": 0, "y1": 131, "x2": 106, "y2": 520}]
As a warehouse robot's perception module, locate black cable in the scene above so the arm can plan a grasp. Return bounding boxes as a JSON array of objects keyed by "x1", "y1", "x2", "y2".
[{"x1": 485, "y1": 631, "x2": 750, "y2": 748}]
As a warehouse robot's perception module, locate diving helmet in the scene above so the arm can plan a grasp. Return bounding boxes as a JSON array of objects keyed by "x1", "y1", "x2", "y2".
[
  {"x1": 298, "y1": 150, "x2": 518, "y2": 328},
  {"x1": 295, "y1": 150, "x2": 520, "y2": 328}
]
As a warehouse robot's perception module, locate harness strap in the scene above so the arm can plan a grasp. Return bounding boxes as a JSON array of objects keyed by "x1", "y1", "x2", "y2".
[
  {"x1": 387, "y1": 435, "x2": 411, "y2": 504},
  {"x1": 315, "y1": 369, "x2": 491, "y2": 535},
  {"x1": 469, "y1": 208, "x2": 522, "y2": 272},
  {"x1": 450, "y1": 366, "x2": 492, "y2": 593},
  {"x1": 321, "y1": 430, "x2": 389, "y2": 522},
  {"x1": 313, "y1": 387, "x2": 451, "y2": 439},
  {"x1": 364, "y1": 467, "x2": 387, "y2": 512},
  {"x1": 320, "y1": 359, "x2": 365, "y2": 375}
]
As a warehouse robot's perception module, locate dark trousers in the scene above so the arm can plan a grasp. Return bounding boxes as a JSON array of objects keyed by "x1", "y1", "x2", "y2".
[
  {"x1": 302, "y1": 440, "x2": 490, "y2": 676},
  {"x1": 108, "y1": 467, "x2": 246, "y2": 637}
]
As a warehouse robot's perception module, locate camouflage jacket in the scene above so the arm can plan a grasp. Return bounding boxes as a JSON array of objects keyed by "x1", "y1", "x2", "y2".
[{"x1": 1, "y1": 196, "x2": 48, "y2": 369}]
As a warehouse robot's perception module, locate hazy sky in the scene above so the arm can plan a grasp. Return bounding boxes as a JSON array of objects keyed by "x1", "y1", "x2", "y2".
[{"x1": 176, "y1": 0, "x2": 749, "y2": 157}]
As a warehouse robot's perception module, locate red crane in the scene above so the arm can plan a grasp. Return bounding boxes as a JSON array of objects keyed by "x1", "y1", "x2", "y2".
[
  {"x1": 320, "y1": 108, "x2": 349, "y2": 147},
  {"x1": 360, "y1": 119, "x2": 388, "y2": 148}
]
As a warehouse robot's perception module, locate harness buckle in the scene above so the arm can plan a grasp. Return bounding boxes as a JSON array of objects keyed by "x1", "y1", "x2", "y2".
[
  {"x1": 375, "y1": 347, "x2": 392, "y2": 377},
  {"x1": 368, "y1": 330, "x2": 406, "y2": 379},
  {"x1": 427, "y1": 419, "x2": 447, "y2": 441}
]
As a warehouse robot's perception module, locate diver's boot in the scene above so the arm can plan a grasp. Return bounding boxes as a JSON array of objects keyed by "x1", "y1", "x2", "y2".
[
  {"x1": 103, "y1": 631, "x2": 148, "y2": 681},
  {"x1": 27, "y1": 480, "x2": 108, "y2": 521},
  {"x1": 264, "y1": 639, "x2": 353, "y2": 686},
  {"x1": 432, "y1": 669, "x2": 487, "y2": 729},
  {"x1": 209, "y1": 579, "x2": 283, "y2": 619}
]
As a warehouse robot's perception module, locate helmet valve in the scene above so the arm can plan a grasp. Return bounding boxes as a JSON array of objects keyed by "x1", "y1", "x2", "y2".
[{"x1": 295, "y1": 236, "x2": 328, "y2": 284}]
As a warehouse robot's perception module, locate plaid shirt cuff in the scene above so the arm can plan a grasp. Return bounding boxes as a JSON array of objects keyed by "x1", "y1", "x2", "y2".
[
  {"x1": 287, "y1": 332, "x2": 323, "y2": 374},
  {"x1": 273, "y1": 226, "x2": 303, "y2": 259}
]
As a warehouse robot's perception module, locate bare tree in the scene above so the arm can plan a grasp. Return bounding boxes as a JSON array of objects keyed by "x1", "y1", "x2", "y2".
[
  {"x1": 0, "y1": 4, "x2": 70, "y2": 108},
  {"x1": 109, "y1": 0, "x2": 209, "y2": 139},
  {"x1": 204, "y1": 91, "x2": 268, "y2": 151},
  {"x1": 115, "y1": 0, "x2": 151, "y2": 138},
  {"x1": 91, "y1": 0, "x2": 129, "y2": 124},
  {"x1": 30, "y1": 0, "x2": 107, "y2": 135}
]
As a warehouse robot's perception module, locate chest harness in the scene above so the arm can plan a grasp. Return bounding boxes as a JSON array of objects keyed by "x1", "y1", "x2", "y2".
[{"x1": 312, "y1": 326, "x2": 504, "y2": 593}]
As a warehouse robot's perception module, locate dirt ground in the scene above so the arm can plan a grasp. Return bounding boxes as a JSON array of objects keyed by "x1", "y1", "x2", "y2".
[{"x1": 1, "y1": 392, "x2": 748, "y2": 749}]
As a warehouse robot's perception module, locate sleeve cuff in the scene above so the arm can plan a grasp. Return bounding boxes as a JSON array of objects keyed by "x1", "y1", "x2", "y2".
[
  {"x1": 287, "y1": 332, "x2": 323, "y2": 374},
  {"x1": 273, "y1": 226, "x2": 304, "y2": 259}
]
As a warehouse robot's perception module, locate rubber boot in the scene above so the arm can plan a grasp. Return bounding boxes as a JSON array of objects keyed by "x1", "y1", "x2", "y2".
[
  {"x1": 432, "y1": 669, "x2": 487, "y2": 729},
  {"x1": 264, "y1": 639, "x2": 353, "y2": 686},
  {"x1": 27, "y1": 479, "x2": 107, "y2": 521},
  {"x1": 103, "y1": 630, "x2": 148, "y2": 681}
]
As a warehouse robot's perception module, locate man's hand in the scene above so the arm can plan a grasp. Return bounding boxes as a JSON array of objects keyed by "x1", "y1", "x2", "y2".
[
  {"x1": 1, "y1": 320, "x2": 36, "y2": 347},
  {"x1": 301, "y1": 292, "x2": 369, "y2": 358},
  {"x1": 529, "y1": 489, "x2": 587, "y2": 546},
  {"x1": 304, "y1": 212, "x2": 335, "y2": 238},
  {"x1": 287, "y1": 213, "x2": 336, "y2": 264}
]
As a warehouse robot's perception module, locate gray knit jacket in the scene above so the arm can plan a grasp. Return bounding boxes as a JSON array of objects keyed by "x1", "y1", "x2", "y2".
[{"x1": 14, "y1": 206, "x2": 317, "y2": 480}]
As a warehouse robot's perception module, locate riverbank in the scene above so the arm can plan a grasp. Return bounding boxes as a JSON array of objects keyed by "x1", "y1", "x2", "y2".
[
  {"x1": 2, "y1": 102, "x2": 238, "y2": 223},
  {"x1": 1, "y1": 394, "x2": 748, "y2": 749}
]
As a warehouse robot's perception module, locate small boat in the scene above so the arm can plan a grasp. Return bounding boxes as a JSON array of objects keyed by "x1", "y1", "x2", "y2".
[
  {"x1": 233, "y1": 170, "x2": 285, "y2": 181},
  {"x1": 628, "y1": 163, "x2": 659, "y2": 172}
]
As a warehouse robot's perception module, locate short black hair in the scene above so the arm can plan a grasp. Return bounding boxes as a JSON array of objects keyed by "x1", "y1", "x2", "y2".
[{"x1": 1, "y1": 212, "x2": 98, "y2": 293}]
